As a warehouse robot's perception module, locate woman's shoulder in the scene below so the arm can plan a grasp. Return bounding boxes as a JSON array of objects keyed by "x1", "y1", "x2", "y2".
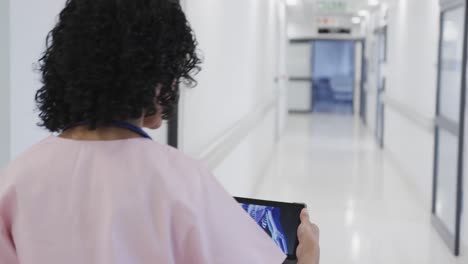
[
  {"x1": 129, "y1": 139, "x2": 209, "y2": 177},
  {"x1": 141, "y1": 140, "x2": 204, "y2": 169},
  {"x1": 0, "y1": 136, "x2": 55, "y2": 178}
]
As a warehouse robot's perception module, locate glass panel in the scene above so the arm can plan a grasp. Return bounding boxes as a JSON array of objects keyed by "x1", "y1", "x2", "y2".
[
  {"x1": 287, "y1": 43, "x2": 312, "y2": 77},
  {"x1": 312, "y1": 40, "x2": 355, "y2": 114},
  {"x1": 439, "y1": 7, "x2": 465, "y2": 122},
  {"x1": 435, "y1": 129, "x2": 459, "y2": 235}
]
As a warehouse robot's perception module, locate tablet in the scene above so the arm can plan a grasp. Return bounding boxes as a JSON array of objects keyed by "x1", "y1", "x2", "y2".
[{"x1": 234, "y1": 197, "x2": 306, "y2": 261}]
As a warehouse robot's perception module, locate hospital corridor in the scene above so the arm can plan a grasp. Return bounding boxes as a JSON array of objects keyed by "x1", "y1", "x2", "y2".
[
  {"x1": 256, "y1": 114, "x2": 464, "y2": 263},
  {"x1": 2, "y1": 0, "x2": 468, "y2": 263}
]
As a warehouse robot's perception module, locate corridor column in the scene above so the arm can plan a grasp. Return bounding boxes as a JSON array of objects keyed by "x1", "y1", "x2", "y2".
[{"x1": 0, "y1": 0, "x2": 11, "y2": 168}]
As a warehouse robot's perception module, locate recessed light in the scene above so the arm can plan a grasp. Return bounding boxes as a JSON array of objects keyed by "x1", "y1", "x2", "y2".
[
  {"x1": 351, "y1": 17, "x2": 362, "y2": 24},
  {"x1": 368, "y1": 0, "x2": 379, "y2": 6},
  {"x1": 287, "y1": 0, "x2": 299, "y2": 6},
  {"x1": 358, "y1": 10, "x2": 369, "y2": 17}
]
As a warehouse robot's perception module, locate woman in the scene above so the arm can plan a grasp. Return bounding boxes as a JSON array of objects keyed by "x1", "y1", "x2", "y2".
[{"x1": 0, "y1": 0, "x2": 320, "y2": 263}]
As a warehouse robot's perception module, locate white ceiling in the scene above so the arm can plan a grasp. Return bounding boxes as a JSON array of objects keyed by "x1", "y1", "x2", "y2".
[{"x1": 287, "y1": 0, "x2": 383, "y2": 26}]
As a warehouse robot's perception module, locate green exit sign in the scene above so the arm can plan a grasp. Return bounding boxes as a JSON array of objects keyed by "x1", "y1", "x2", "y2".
[{"x1": 318, "y1": 1, "x2": 347, "y2": 13}]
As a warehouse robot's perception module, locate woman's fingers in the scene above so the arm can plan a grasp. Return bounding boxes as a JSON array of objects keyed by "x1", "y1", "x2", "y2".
[
  {"x1": 300, "y1": 208, "x2": 310, "y2": 222},
  {"x1": 296, "y1": 208, "x2": 320, "y2": 264}
]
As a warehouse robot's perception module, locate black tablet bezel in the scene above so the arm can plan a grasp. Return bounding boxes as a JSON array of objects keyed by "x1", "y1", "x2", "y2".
[{"x1": 234, "y1": 197, "x2": 306, "y2": 260}]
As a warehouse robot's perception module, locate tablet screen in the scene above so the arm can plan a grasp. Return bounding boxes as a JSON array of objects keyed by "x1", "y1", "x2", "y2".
[{"x1": 235, "y1": 197, "x2": 305, "y2": 259}]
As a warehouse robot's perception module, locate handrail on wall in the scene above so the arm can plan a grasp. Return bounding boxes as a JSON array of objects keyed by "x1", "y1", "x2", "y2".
[
  {"x1": 197, "y1": 98, "x2": 276, "y2": 170},
  {"x1": 384, "y1": 95, "x2": 435, "y2": 132}
]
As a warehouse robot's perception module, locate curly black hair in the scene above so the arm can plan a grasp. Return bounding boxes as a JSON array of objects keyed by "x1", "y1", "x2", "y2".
[{"x1": 35, "y1": 0, "x2": 201, "y2": 132}]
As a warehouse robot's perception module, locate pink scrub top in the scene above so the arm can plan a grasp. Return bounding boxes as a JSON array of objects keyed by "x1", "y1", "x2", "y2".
[{"x1": 0, "y1": 136, "x2": 285, "y2": 264}]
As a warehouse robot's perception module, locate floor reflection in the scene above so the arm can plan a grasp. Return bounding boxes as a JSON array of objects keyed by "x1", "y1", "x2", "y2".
[{"x1": 254, "y1": 114, "x2": 463, "y2": 264}]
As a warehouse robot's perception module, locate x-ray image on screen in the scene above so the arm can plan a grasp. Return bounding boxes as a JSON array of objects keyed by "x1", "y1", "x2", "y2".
[{"x1": 240, "y1": 204, "x2": 288, "y2": 254}]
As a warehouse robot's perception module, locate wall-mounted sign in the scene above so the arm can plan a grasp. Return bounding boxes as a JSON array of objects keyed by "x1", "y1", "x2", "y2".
[
  {"x1": 316, "y1": 16, "x2": 339, "y2": 27},
  {"x1": 316, "y1": 16, "x2": 354, "y2": 28},
  {"x1": 318, "y1": 0, "x2": 347, "y2": 13}
]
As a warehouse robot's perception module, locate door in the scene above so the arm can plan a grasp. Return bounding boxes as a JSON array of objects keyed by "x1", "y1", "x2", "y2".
[
  {"x1": 287, "y1": 41, "x2": 313, "y2": 113},
  {"x1": 432, "y1": 2, "x2": 466, "y2": 256},
  {"x1": 311, "y1": 40, "x2": 355, "y2": 114}
]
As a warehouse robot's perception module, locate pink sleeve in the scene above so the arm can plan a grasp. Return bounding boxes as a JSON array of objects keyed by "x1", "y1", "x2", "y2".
[
  {"x1": 174, "y1": 167, "x2": 286, "y2": 264},
  {"x1": 0, "y1": 222, "x2": 18, "y2": 264},
  {"x1": 0, "y1": 174, "x2": 19, "y2": 264}
]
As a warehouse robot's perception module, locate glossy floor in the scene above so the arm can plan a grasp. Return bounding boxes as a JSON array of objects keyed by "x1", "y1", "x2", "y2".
[{"x1": 254, "y1": 114, "x2": 466, "y2": 264}]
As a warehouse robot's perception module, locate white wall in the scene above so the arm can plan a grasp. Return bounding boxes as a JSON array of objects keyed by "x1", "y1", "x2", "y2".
[
  {"x1": 383, "y1": 0, "x2": 439, "y2": 209},
  {"x1": 9, "y1": 0, "x2": 66, "y2": 158},
  {"x1": 181, "y1": 0, "x2": 272, "y2": 155},
  {"x1": 181, "y1": 0, "x2": 286, "y2": 196},
  {"x1": 0, "y1": 0, "x2": 10, "y2": 168},
  {"x1": 276, "y1": 1, "x2": 289, "y2": 139},
  {"x1": 146, "y1": 123, "x2": 168, "y2": 145},
  {"x1": 213, "y1": 110, "x2": 277, "y2": 196}
]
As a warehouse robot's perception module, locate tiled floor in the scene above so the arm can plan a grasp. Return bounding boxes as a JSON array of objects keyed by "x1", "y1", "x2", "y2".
[{"x1": 254, "y1": 114, "x2": 465, "y2": 264}]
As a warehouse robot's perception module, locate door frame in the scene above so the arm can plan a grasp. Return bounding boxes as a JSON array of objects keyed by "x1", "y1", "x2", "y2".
[
  {"x1": 375, "y1": 26, "x2": 388, "y2": 148},
  {"x1": 168, "y1": 0, "x2": 182, "y2": 148},
  {"x1": 360, "y1": 41, "x2": 368, "y2": 125},
  {"x1": 432, "y1": 0, "x2": 467, "y2": 256},
  {"x1": 291, "y1": 38, "x2": 365, "y2": 115},
  {"x1": 376, "y1": 78, "x2": 386, "y2": 148}
]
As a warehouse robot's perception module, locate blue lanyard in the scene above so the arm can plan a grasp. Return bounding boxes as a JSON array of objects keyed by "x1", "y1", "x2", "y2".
[
  {"x1": 111, "y1": 121, "x2": 153, "y2": 140},
  {"x1": 64, "y1": 121, "x2": 153, "y2": 140}
]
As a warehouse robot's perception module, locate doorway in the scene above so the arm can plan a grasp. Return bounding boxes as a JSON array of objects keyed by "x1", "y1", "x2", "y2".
[
  {"x1": 311, "y1": 40, "x2": 356, "y2": 114},
  {"x1": 432, "y1": 1, "x2": 466, "y2": 256}
]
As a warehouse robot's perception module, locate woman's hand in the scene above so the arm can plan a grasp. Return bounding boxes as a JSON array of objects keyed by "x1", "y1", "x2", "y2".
[{"x1": 296, "y1": 209, "x2": 320, "y2": 264}]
